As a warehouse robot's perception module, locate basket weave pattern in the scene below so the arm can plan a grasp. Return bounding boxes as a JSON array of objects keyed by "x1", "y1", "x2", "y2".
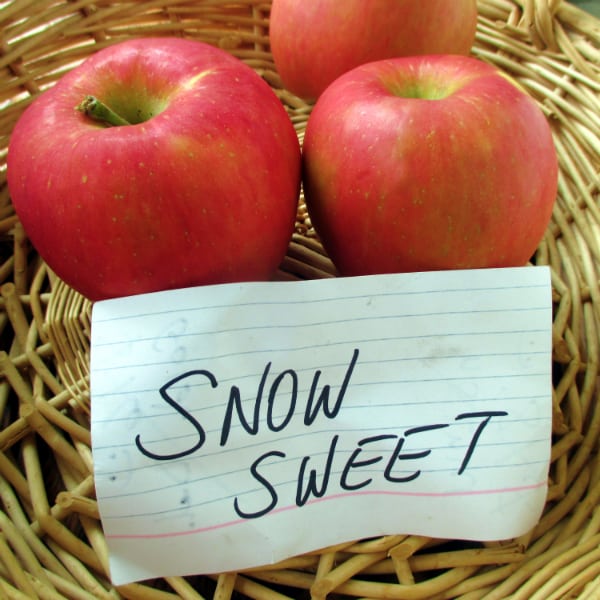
[{"x1": 1, "y1": 1, "x2": 600, "y2": 598}]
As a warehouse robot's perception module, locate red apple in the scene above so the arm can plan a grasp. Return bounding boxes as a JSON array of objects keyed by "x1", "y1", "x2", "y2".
[
  {"x1": 269, "y1": 0, "x2": 478, "y2": 101},
  {"x1": 302, "y1": 55, "x2": 558, "y2": 276},
  {"x1": 7, "y1": 37, "x2": 301, "y2": 301}
]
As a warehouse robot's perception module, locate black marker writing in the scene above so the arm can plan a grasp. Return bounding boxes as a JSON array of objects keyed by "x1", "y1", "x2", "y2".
[
  {"x1": 455, "y1": 411, "x2": 509, "y2": 474},
  {"x1": 135, "y1": 369, "x2": 216, "y2": 460},
  {"x1": 220, "y1": 362, "x2": 271, "y2": 446},
  {"x1": 305, "y1": 348, "x2": 359, "y2": 425},
  {"x1": 233, "y1": 411, "x2": 510, "y2": 519},
  {"x1": 296, "y1": 434, "x2": 339, "y2": 506},
  {"x1": 233, "y1": 450, "x2": 285, "y2": 519},
  {"x1": 220, "y1": 348, "x2": 359, "y2": 446},
  {"x1": 267, "y1": 369, "x2": 298, "y2": 432},
  {"x1": 136, "y1": 348, "x2": 360, "y2": 459},
  {"x1": 341, "y1": 434, "x2": 396, "y2": 491},
  {"x1": 133, "y1": 348, "x2": 512, "y2": 522},
  {"x1": 385, "y1": 423, "x2": 450, "y2": 483}
]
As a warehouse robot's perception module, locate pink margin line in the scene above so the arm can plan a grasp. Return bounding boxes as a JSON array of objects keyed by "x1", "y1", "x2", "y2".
[{"x1": 107, "y1": 481, "x2": 547, "y2": 541}]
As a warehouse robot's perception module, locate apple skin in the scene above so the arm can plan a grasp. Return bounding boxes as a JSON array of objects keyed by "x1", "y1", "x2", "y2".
[
  {"x1": 269, "y1": 0, "x2": 478, "y2": 101},
  {"x1": 302, "y1": 55, "x2": 558, "y2": 276},
  {"x1": 7, "y1": 37, "x2": 301, "y2": 301}
]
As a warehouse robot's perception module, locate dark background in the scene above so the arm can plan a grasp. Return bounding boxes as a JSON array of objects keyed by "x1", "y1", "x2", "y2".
[{"x1": 571, "y1": 0, "x2": 600, "y2": 17}]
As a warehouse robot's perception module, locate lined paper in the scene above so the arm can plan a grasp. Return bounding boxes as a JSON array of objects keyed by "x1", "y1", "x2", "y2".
[{"x1": 91, "y1": 266, "x2": 553, "y2": 585}]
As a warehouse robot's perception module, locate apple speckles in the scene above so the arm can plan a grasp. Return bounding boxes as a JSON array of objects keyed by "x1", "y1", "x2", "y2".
[{"x1": 81, "y1": 174, "x2": 88, "y2": 184}]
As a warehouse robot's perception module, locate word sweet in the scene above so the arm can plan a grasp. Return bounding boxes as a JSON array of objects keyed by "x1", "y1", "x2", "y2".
[{"x1": 234, "y1": 410, "x2": 508, "y2": 519}]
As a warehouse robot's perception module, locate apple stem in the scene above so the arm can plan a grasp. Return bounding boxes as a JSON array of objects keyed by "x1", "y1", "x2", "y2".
[{"x1": 76, "y1": 95, "x2": 131, "y2": 127}]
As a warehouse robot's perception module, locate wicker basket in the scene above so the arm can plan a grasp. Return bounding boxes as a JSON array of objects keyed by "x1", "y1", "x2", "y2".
[{"x1": 1, "y1": 1, "x2": 599, "y2": 598}]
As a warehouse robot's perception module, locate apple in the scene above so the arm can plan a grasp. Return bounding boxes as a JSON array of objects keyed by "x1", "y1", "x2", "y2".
[
  {"x1": 269, "y1": 0, "x2": 478, "y2": 101},
  {"x1": 302, "y1": 55, "x2": 558, "y2": 276},
  {"x1": 7, "y1": 37, "x2": 301, "y2": 301}
]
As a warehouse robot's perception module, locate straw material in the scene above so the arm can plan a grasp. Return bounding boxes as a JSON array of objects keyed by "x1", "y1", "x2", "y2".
[{"x1": 0, "y1": 0, "x2": 599, "y2": 598}]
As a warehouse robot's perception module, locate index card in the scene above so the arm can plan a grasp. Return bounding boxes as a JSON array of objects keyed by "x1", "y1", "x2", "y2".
[{"x1": 90, "y1": 266, "x2": 553, "y2": 585}]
